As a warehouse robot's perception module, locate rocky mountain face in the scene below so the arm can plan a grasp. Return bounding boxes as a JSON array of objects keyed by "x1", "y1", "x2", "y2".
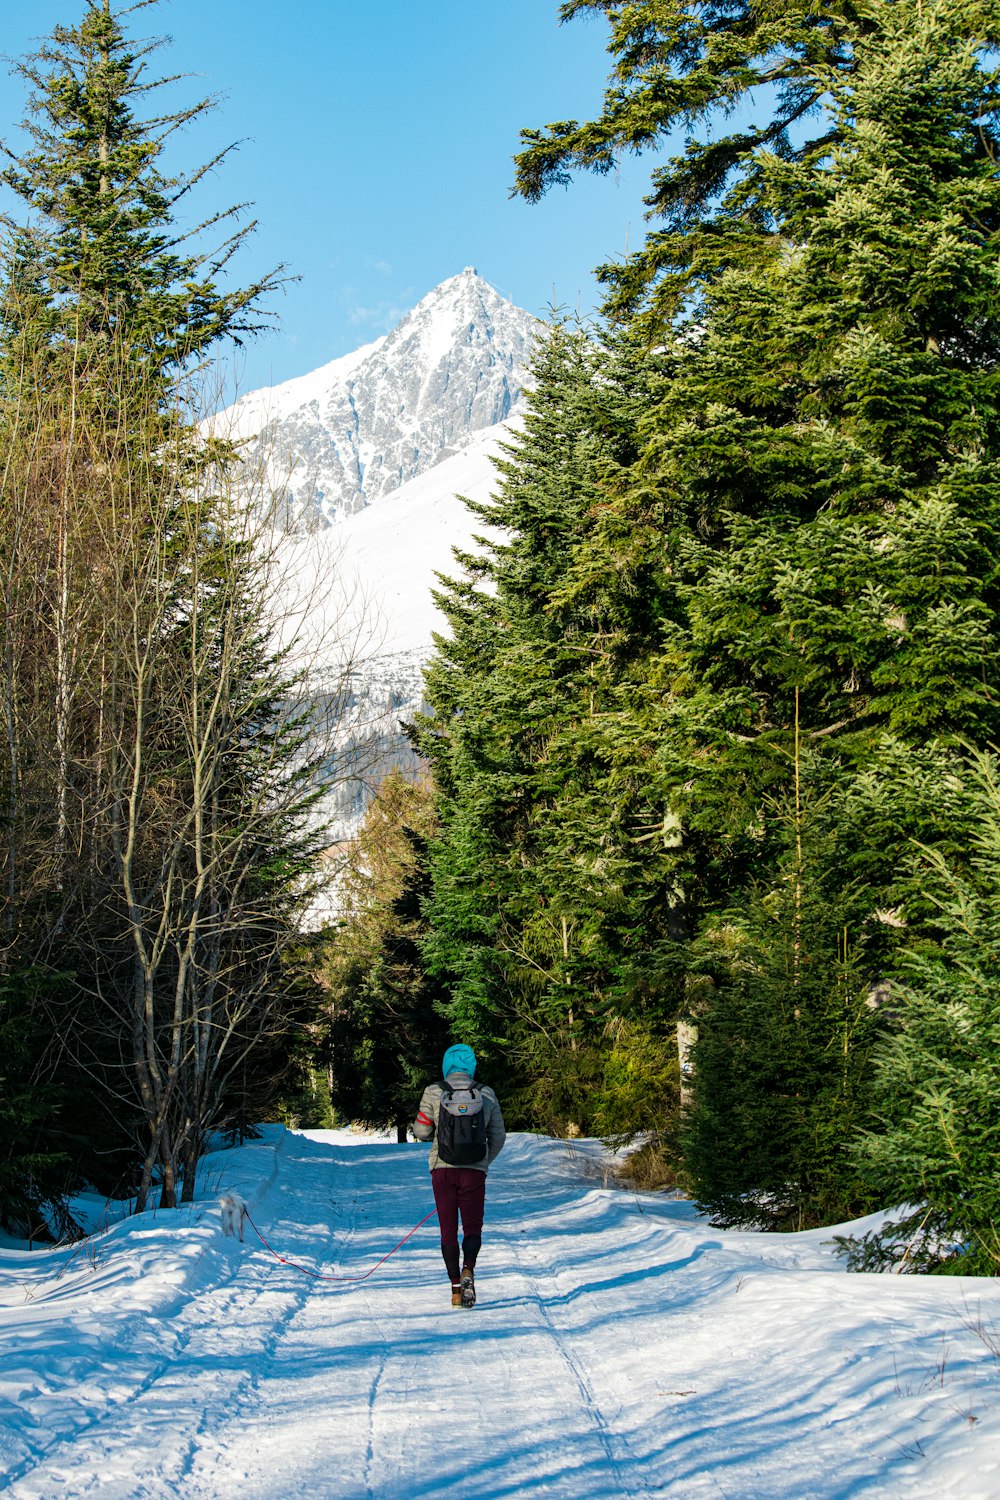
[
  {"x1": 222, "y1": 271, "x2": 539, "y2": 846},
  {"x1": 227, "y1": 268, "x2": 539, "y2": 525}
]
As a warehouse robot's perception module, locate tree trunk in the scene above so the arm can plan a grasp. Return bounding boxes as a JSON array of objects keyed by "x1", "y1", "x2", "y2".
[
  {"x1": 159, "y1": 1158, "x2": 177, "y2": 1210},
  {"x1": 135, "y1": 1138, "x2": 159, "y2": 1215},
  {"x1": 180, "y1": 1133, "x2": 201, "y2": 1204},
  {"x1": 677, "y1": 1020, "x2": 698, "y2": 1107}
]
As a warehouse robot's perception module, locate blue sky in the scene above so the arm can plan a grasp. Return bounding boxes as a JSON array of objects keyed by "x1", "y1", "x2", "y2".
[{"x1": 0, "y1": 0, "x2": 656, "y2": 394}]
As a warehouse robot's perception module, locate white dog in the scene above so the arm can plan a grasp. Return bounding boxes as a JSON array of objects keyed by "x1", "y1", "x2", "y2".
[{"x1": 219, "y1": 1191, "x2": 249, "y2": 1242}]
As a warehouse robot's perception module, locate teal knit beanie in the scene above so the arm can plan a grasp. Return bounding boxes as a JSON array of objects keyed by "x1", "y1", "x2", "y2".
[{"x1": 442, "y1": 1044, "x2": 477, "y2": 1078}]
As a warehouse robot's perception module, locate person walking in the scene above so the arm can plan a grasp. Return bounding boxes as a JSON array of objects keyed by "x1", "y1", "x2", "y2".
[{"x1": 412, "y1": 1044, "x2": 505, "y2": 1307}]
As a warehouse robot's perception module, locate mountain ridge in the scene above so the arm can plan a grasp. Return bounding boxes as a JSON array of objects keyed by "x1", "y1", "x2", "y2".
[{"x1": 224, "y1": 268, "x2": 538, "y2": 526}]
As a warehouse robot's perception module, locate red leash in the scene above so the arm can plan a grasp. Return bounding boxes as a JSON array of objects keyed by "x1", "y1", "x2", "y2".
[{"x1": 244, "y1": 1206, "x2": 438, "y2": 1283}]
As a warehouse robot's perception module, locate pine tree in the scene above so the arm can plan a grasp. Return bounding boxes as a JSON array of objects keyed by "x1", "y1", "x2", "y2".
[
  {"x1": 851, "y1": 749, "x2": 1000, "y2": 1275},
  {"x1": 514, "y1": 0, "x2": 1000, "y2": 329},
  {"x1": 417, "y1": 320, "x2": 683, "y2": 1134},
  {"x1": 322, "y1": 771, "x2": 448, "y2": 1138},
  {"x1": 682, "y1": 772, "x2": 882, "y2": 1229},
  {"x1": 1, "y1": 0, "x2": 280, "y2": 378},
  {"x1": 418, "y1": 324, "x2": 606, "y2": 1066},
  {"x1": 500, "y1": 1, "x2": 1000, "y2": 1222},
  {"x1": 0, "y1": 972, "x2": 71, "y2": 1236}
]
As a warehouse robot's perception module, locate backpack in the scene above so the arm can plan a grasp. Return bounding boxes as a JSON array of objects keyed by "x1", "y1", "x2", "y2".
[{"x1": 436, "y1": 1079, "x2": 488, "y2": 1166}]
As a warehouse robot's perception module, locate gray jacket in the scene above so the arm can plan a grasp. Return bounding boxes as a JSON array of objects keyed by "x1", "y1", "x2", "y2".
[{"x1": 413, "y1": 1071, "x2": 506, "y2": 1173}]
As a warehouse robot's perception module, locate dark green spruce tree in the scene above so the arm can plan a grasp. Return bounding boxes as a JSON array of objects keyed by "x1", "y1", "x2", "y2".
[
  {"x1": 0, "y1": 973, "x2": 75, "y2": 1236},
  {"x1": 501, "y1": 0, "x2": 1000, "y2": 1231},
  {"x1": 668, "y1": 6, "x2": 1000, "y2": 1226},
  {"x1": 418, "y1": 321, "x2": 683, "y2": 1139},
  {"x1": 515, "y1": 0, "x2": 1000, "y2": 328},
  {"x1": 849, "y1": 749, "x2": 1000, "y2": 1275},
  {"x1": 1, "y1": 0, "x2": 280, "y2": 376}
]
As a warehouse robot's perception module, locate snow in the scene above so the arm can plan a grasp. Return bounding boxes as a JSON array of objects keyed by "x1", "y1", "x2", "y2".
[
  {"x1": 407, "y1": 267, "x2": 486, "y2": 371},
  {"x1": 1, "y1": 1128, "x2": 998, "y2": 1498},
  {"x1": 273, "y1": 422, "x2": 506, "y2": 666},
  {"x1": 223, "y1": 336, "x2": 388, "y2": 438},
  {"x1": 199, "y1": 273, "x2": 532, "y2": 843}
]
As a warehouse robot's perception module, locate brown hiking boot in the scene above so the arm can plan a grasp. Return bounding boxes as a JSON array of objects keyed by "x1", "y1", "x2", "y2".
[
  {"x1": 460, "y1": 1267, "x2": 476, "y2": 1308},
  {"x1": 451, "y1": 1283, "x2": 463, "y2": 1307}
]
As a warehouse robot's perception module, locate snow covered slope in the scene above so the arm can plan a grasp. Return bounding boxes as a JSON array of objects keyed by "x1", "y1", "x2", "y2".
[
  {"x1": 267, "y1": 425, "x2": 509, "y2": 842},
  {"x1": 1, "y1": 1129, "x2": 998, "y2": 1498},
  {"x1": 277, "y1": 422, "x2": 506, "y2": 663},
  {"x1": 224, "y1": 268, "x2": 537, "y2": 525}
]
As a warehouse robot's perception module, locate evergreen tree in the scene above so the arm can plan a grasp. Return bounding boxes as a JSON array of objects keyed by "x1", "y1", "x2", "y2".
[
  {"x1": 0, "y1": 972, "x2": 71, "y2": 1236},
  {"x1": 418, "y1": 321, "x2": 682, "y2": 1135},
  {"x1": 654, "y1": 6, "x2": 1000, "y2": 1221},
  {"x1": 495, "y1": 0, "x2": 1000, "y2": 1226},
  {"x1": 514, "y1": 0, "x2": 1000, "y2": 329},
  {"x1": 2, "y1": 0, "x2": 280, "y2": 378},
  {"x1": 851, "y1": 749, "x2": 1000, "y2": 1275},
  {"x1": 682, "y1": 777, "x2": 882, "y2": 1229},
  {"x1": 322, "y1": 771, "x2": 448, "y2": 1138}
]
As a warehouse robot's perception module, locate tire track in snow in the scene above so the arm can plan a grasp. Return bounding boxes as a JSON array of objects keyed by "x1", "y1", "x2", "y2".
[
  {"x1": 2, "y1": 1145, "x2": 360, "y2": 1500},
  {"x1": 327, "y1": 1155, "x2": 409, "y2": 1500},
  {"x1": 2, "y1": 1254, "x2": 302, "y2": 1499},
  {"x1": 163, "y1": 1269, "x2": 323, "y2": 1499},
  {"x1": 363, "y1": 1348, "x2": 389, "y2": 1500},
  {"x1": 492, "y1": 1186, "x2": 763, "y2": 1500},
  {"x1": 180, "y1": 1142, "x2": 387, "y2": 1499},
  {"x1": 166, "y1": 1151, "x2": 370, "y2": 1498},
  {"x1": 503, "y1": 1222, "x2": 658, "y2": 1500},
  {"x1": 0, "y1": 1255, "x2": 271, "y2": 1495}
]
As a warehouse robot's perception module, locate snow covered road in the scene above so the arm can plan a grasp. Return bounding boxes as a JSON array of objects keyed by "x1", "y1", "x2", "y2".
[{"x1": 1, "y1": 1128, "x2": 999, "y2": 1498}]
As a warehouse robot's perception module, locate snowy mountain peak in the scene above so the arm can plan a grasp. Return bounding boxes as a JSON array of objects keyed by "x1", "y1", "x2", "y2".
[{"x1": 225, "y1": 270, "x2": 539, "y2": 525}]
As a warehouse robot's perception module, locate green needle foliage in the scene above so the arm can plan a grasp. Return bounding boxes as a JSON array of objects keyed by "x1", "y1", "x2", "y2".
[
  {"x1": 0, "y1": 972, "x2": 70, "y2": 1236},
  {"x1": 635, "y1": 8, "x2": 1000, "y2": 1223},
  {"x1": 409, "y1": 0, "x2": 1000, "y2": 1240},
  {"x1": 852, "y1": 748, "x2": 1000, "y2": 1275},
  {"x1": 321, "y1": 771, "x2": 449, "y2": 1138},
  {"x1": 417, "y1": 320, "x2": 682, "y2": 1134},
  {"x1": 1, "y1": 0, "x2": 283, "y2": 378},
  {"x1": 682, "y1": 787, "x2": 883, "y2": 1230},
  {"x1": 514, "y1": 0, "x2": 1000, "y2": 331}
]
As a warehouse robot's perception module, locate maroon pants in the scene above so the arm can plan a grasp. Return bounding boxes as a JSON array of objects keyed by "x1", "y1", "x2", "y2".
[{"x1": 431, "y1": 1167, "x2": 486, "y2": 1282}]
